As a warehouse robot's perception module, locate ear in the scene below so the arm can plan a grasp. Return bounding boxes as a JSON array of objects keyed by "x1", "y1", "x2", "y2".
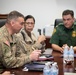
[{"x1": 11, "y1": 20, "x2": 15, "y2": 26}]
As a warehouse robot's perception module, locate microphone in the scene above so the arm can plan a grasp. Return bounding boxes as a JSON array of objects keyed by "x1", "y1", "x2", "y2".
[
  {"x1": 38, "y1": 29, "x2": 41, "y2": 35},
  {"x1": 38, "y1": 28, "x2": 46, "y2": 53},
  {"x1": 43, "y1": 28, "x2": 45, "y2": 36}
]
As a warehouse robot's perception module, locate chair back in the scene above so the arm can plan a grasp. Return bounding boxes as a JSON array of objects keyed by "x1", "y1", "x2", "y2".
[
  {"x1": 54, "y1": 19, "x2": 76, "y2": 28},
  {"x1": 0, "y1": 19, "x2": 6, "y2": 27}
]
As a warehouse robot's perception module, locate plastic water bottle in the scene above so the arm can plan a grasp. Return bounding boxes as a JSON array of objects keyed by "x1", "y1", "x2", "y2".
[
  {"x1": 50, "y1": 62, "x2": 59, "y2": 75},
  {"x1": 43, "y1": 62, "x2": 51, "y2": 75},
  {"x1": 63, "y1": 46, "x2": 69, "y2": 64},
  {"x1": 63, "y1": 46, "x2": 74, "y2": 72},
  {"x1": 68, "y1": 46, "x2": 74, "y2": 64}
]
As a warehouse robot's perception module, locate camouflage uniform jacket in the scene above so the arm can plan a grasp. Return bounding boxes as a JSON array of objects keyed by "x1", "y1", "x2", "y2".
[
  {"x1": 16, "y1": 28, "x2": 45, "y2": 52},
  {"x1": 0, "y1": 26, "x2": 31, "y2": 69}
]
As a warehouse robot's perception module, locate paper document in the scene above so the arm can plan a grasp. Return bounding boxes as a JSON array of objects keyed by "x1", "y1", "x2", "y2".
[
  {"x1": 45, "y1": 25, "x2": 54, "y2": 37},
  {"x1": 64, "y1": 72, "x2": 76, "y2": 75},
  {"x1": 43, "y1": 48, "x2": 53, "y2": 55}
]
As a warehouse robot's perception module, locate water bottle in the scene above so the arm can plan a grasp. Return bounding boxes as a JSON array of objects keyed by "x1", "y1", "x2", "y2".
[
  {"x1": 63, "y1": 46, "x2": 69, "y2": 64},
  {"x1": 68, "y1": 46, "x2": 74, "y2": 64},
  {"x1": 43, "y1": 62, "x2": 51, "y2": 75},
  {"x1": 50, "y1": 62, "x2": 59, "y2": 75},
  {"x1": 63, "y1": 46, "x2": 74, "y2": 72}
]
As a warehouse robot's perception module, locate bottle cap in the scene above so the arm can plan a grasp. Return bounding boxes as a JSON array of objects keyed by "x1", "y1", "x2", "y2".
[
  {"x1": 70, "y1": 46, "x2": 73, "y2": 49},
  {"x1": 54, "y1": 62, "x2": 57, "y2": 65},
  {"x1": 45, "y1": 62, "x2": 49, "y2": 66},
  {"x1": 65, "y1": 45, "x2": 68, "y2": 49}
]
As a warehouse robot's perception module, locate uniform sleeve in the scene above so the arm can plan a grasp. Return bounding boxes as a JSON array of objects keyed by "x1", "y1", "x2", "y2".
[
  {"x1": 49, "y1": 28, "x2": 60, "y2": 45},
  {"x1": 0, "y1": 41, "x2": 31, "y2": 68},
  {"x1": 32, "y1": 42, "x2": 43, "y2": 49},
  {"x1": 31, "y1": 33, "x2": 45, "y2": 50}
]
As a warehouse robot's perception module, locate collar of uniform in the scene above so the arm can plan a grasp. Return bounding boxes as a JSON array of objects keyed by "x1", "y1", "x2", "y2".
[
  {"x1": 21, "y1": 28, "x2": 37, "y2": 43},
  {"x1": 21, "y1": 28, "x2": 31, "y2": 42},
  {"x1": 64, "y1": 24, "x2": 74, "y2": 31},
  {"x1": 6, "y1": 34, "x2": 16, "y2": 47}
]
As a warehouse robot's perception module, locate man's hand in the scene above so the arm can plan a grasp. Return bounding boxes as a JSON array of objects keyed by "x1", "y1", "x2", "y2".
[
  {"x1": 30, "y1": 50, "x2": 41, "y2": 61},
  {"x1": 37, "y1": 35, "x2": 46, "y2": 43},
  {"x1": 62, "y1": 44, "x2": 69, "y2": 50}
]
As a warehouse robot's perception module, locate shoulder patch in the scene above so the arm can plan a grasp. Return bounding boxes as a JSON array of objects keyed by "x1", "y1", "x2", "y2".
[{"x1": 52, "y1": 28, "x2": 56, "y2": 34}]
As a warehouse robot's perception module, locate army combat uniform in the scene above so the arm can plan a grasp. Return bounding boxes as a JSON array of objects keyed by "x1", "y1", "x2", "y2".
[
  {"x1": 0, "y1": 25, "x2": 32, "y2": 69},
  {"x1": 49, "y1": 22, "x2": 76, "y2": 47},
  {"x1": 16, "y1": 28, "x2": 45, "y2": 52}
]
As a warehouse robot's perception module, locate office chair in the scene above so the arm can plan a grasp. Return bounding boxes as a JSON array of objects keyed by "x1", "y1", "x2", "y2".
[
  {"x1": 0, "y1": 19, "x2": 6, "y2": 27},
  {"x1": 54, "y1": 19, "x2": 63, "y2": 28},
  {"x1": 54, "y1": 19, "x2": 76, "y2": 28}
]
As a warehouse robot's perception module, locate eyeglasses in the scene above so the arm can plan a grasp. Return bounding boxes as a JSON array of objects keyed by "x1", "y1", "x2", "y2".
[{"x1": 25, "y1": 22, "x2": 34, "y2": 25}]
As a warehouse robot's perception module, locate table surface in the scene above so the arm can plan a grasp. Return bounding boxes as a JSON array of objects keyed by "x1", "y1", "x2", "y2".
[{"x1": 5, "y1": 51, "x2": 76, "y2": 75}]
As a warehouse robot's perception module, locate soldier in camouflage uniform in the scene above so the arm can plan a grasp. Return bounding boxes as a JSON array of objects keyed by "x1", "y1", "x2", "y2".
[
  {"x1": 16, "y1": 15, "x2": 46, "y2": 53},
  {"x1": 50, "y1": 9, "x2": 76, "y2": 53},
  {"x1": 0, "y1": 11, "x2": 41, "y2": 70}
]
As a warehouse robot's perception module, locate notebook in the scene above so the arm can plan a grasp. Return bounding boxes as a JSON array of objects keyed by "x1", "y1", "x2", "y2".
[
  {"x1": 23, "y1": 63, "x2": 45, "y2": 71},
  {"x1": 23, "y1": 61, "x2": 53, "y2": 71}
]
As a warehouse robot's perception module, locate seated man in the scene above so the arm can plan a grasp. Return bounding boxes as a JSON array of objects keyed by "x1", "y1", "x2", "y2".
[
  {"x1": 16, "y1": 15, "x2": 46, "y2": 53},
  {"x1": 49, "y1": 9, "x2": 76, "y2": 53},
  {"x1": 0, "y1": 11, "x2": 41, "y2": 69}
]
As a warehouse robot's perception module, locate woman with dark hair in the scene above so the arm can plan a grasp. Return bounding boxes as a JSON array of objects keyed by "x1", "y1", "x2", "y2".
[{"x1": 17, "y1": 15, "x2": 46, "y2": 53}]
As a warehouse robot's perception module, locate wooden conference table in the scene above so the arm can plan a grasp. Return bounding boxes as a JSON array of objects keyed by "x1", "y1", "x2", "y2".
[{"x1": 5, "y1": 51, "x2": 76, "y2": 75}]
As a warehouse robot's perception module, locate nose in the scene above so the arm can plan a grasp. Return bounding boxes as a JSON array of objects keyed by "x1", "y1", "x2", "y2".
[{"x1": 64, "y1": 20, "x2": 68, "y2": 24}]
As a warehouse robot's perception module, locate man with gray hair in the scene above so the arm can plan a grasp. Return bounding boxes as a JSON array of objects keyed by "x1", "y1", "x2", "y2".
[{"x1": 0, "y1": 10, "x2": 41, "y2": 71}]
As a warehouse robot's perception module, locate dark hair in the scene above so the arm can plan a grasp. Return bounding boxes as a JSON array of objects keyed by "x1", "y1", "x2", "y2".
[
  {"x1": 6, "y1": 10, "x2": 24, "y2": 23},
  {"x1": 62, "y1": 9, "x2": 74, "y2": 18},
  {"x1": 24, "y1": 15, "x2": 35, "y2": 23}
]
